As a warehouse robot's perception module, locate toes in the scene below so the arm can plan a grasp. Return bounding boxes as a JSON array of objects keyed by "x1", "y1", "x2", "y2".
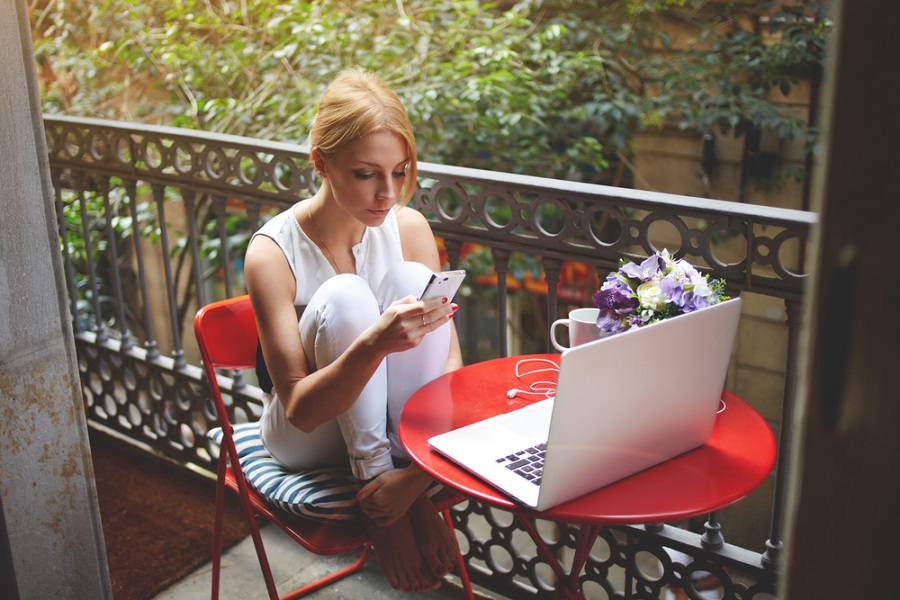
[
  {"x1": 432, "y1": 533, "x2": 458, "y2": 576},
  {"x1": 393, "y1": 570, "x2": 417, "y2": 592},
  {"x1": 388, "y1": 574, "x2": 402, "y2": 590},
  {"x1": 406, "y1": 572, "x2": 428, "y2": 593},
  {"x1": 418, "y1": 540, "x2": 452, "y2": 579}
]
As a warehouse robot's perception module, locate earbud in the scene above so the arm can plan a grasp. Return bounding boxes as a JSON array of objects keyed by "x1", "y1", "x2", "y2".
[{"x1": 506, "y1": 387, "x2": 554, "y2": 400}]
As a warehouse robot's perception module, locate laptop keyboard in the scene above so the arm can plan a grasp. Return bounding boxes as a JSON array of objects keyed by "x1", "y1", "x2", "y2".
[{"x1": 495, "y1": 443, "x2": 547, "y2": 486}]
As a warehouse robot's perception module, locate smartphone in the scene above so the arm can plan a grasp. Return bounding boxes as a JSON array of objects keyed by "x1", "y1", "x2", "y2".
[{"x1": 420, "y1": 270, "x2": 466, "y2": 301}]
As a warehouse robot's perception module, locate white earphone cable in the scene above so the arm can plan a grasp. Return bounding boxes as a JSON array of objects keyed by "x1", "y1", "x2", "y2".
[{"x1": 507, "y1": 358, "x2": 560, "y2": 400}]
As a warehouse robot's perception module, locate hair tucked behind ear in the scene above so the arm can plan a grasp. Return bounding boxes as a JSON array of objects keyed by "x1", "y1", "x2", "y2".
[{"x1": 309, "y1": 68, "x2": 418, "y2": 203}]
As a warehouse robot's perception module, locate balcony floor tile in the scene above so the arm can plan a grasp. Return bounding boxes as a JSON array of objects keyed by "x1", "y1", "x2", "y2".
[{"x1": 151, "y1": 521, "x2": 502, "y2": 600}]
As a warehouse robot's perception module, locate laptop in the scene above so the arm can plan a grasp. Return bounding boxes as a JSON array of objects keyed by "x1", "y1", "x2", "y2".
[{"x1": 428, "y1": 297, "x2": 743, "y2": 511}]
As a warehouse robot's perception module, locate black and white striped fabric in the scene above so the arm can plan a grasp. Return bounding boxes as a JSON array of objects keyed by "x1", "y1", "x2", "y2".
[{"x1": 207, "y1": 423, "x2": 359, "y2": 521}]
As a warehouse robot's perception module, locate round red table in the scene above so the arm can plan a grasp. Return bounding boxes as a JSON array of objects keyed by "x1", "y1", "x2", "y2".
[{"x1": 399, "y1": 354, "x2": 776, "y2": 597}]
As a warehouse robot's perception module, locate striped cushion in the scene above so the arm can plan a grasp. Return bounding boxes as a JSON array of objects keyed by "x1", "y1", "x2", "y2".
[{"x1": 207, "y1": 423, "x2": 359, "y2": 521}]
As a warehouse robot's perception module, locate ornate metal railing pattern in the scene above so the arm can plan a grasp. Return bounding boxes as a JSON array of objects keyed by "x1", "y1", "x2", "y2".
[{"x1": 46, "y1": 115, "x2": 814, "y2": 598}]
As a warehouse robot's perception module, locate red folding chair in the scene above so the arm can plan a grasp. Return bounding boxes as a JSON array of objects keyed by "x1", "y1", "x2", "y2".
[{"x1": 195, "y1": 295, "x2": 474, "y2": 600}]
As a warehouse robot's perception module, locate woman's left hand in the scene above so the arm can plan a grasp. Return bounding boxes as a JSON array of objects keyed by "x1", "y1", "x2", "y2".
[{"x1": 357, "y1": 466, "x2": 432, "y2": 526}]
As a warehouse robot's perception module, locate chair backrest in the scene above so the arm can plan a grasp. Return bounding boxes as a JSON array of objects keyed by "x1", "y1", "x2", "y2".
[
  {"x1": 195, "y1": 295, "x2": 258, "y2": 370},
  {"x1": 194, "y1": 295, "x2": 258, "y2": 430}
]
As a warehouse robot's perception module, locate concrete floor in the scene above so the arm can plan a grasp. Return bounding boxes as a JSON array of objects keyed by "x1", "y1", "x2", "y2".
[
  {"x1": 151, "y1": 522, "x2": 504, "y2": 600},
  {"x1": 151, "y1": 518, "x2": 693, "y2": 600}
]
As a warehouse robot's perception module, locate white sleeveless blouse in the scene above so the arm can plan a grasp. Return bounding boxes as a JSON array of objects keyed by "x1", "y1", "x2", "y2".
[{"x1": 250, "y1": 201, "x2": 404, "y2": 309}]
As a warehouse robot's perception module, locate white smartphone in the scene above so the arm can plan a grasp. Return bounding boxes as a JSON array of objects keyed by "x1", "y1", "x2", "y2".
[{"x1": 420, "y1": 270, "x2": 466, "y2": 301}]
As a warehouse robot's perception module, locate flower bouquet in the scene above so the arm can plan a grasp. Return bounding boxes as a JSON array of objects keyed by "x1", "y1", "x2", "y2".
[{"x1": 592, "y1": 249, "x2": 729, "y2": 336}]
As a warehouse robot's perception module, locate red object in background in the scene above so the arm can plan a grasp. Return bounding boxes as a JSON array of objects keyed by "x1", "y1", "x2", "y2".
[{"x1": 437, "y1": 239, "x2": 598, "y2": 304}]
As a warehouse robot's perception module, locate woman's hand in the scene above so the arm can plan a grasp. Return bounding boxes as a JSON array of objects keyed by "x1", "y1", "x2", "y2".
[
  {"x1": 357, "y1": 465, "x2": 433, "y2": 526},
  {"x1": 365, "y1": 295, "x2": 457, "y2": 356}
]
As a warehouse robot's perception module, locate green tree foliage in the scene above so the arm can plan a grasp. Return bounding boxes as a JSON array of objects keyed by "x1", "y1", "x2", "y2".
[{"x1": 33, "y1": 0, "x2": 831, "y2": 183}]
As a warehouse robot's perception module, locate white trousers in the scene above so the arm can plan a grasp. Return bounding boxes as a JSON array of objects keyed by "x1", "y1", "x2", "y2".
[{"x1": 259, "y1": 262, "x2": 451, "y2": 480}]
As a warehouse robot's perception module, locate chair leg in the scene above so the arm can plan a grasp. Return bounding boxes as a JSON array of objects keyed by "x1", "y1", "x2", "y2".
[
  {"x1": 243, "y1": 511, "x2": 280, "y2": 600},
  {"x1": 211, "y1": 460, "x2": 227, "y2": 600},
  {"x1": 230, "y1": 481, "x2": 280, "y2": 599},
  {"x1": 441, "y1": 507, "x2": 475, "y2": 600},
  {"x1": 280, "y1": 544, "x2": 373, "y2": 600}
]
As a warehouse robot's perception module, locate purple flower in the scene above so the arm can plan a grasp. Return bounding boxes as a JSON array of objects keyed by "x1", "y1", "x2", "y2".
[
  {"x1": 595, "y1": 312, "x2": 624, "y2": 333},
  {"x1": 592, "y1": 288, "x2": 638, "y2": 334},
  {"x1": 620, "y1": 253, "x2": 664, "y2": 281},
  {"x1": 658, "y1": 277, "x2": 684, "y2": 306},
  {"x1": 600, "y1": 272, "x2": 632, "y2": 294},
  {"x1": 682, "y1": 292, "x2": 712, "y2": 313},
  {"x1": 593, "y1": 288, "x2": 637, "y2": 313}
]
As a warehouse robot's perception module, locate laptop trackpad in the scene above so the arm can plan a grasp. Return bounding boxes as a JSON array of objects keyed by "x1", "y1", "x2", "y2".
[{"x1": 498, "y1": 401, "x2": 553, "y2": 439}]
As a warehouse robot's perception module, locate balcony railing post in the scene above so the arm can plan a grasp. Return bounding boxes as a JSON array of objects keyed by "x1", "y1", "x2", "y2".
[
  {"x1": 762, "y1": 296, "x2": 803, "y2": 569},
  {"x1": 701, "y1": 513, "x2": 724, "y2": 549},
  {"x1": 125, "y1": 178, "x2": 159, "y2": 359},
  {"x1": 444, "y1": 238, "x2": 463, "y2": 271},
  {"x1": 98, "y1": 175, "x2": 133, "y2": 350},
  {"x1": 542, "y1": 257, "x2": 563, "y2": 353},
  {"x1": 77, "y1": 171, "x2": 107, "y2": 342},
  {"x1": 183, "y1": 190, "x2": 207, "y2": 310},
  {"x1": 492, "y1": 247, "x2": 511, "y2": 357},
  {"x1": 151, "y1": 183, "x2": 186, "y2": 369},
  {"x1": 53, "y1": 167, "x2": 81, "y2": 333},
  {"x1": 212, "y1": 194, "x2": 234, "y2": 300}
]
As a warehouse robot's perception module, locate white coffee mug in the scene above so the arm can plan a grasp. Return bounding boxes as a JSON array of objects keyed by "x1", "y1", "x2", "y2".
[{"x1": 550, "y1": 307, "x2": 602, "y2": 351}]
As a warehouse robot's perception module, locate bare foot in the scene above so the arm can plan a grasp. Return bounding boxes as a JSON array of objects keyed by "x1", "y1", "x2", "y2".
[
  {"x1": 408, "y1": 492, "x2": 459, "y2": 583},
  {"x1": 364, "y1": 512, "x2": 435, "y2": 592}
]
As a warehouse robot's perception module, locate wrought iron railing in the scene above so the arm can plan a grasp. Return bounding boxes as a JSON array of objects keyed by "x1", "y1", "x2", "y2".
[{"x1": 46, "y1": 115, "x2": 814, "y2": 599}]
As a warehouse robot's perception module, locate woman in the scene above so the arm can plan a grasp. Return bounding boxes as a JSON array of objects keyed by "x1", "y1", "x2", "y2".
[{"x1": 243, "y1": 69, "x2": 463, "y2": 593}]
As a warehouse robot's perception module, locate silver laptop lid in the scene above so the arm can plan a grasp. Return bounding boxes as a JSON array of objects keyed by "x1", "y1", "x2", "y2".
[{"x1": 536, "y1": 297, "x2": 743, "y2": 510}]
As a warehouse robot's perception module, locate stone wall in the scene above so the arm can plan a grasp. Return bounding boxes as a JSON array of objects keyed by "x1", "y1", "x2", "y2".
[{"x1": 0, "y1": 0, "x2": 111, "y2": 597}]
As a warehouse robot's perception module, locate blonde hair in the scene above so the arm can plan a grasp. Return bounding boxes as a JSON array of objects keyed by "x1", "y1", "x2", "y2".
[{"x1": 310, "y1": 69, "x2": 418, "y2": 203}]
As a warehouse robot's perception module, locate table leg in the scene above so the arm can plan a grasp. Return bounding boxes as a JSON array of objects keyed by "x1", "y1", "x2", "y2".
[
  {"x1": 514, "y1": 515, "x2": 603, "y2": 599},
  {"x1": 568, "y1": 523, "x2": 602, "y2": 593}
]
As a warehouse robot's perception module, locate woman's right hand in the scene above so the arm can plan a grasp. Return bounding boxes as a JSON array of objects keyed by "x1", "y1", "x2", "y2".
[{"x1": 366, "y1": 295, "x2": 457, "y2": 356}]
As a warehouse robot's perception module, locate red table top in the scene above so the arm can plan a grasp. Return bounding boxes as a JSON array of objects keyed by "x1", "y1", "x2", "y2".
[{"x1": 399, "y1": 354, "x2": 776, "y2": 525}]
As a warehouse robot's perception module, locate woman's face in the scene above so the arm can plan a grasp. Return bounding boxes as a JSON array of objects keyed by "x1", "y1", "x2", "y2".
[{"x1": 321, "y1": 131, "x2": 410, "y2": 227}]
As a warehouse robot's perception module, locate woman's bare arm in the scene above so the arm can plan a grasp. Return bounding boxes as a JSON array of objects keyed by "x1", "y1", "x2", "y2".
[{"x1": 395, "y1": 205, "x2": 464, "y2": 373}]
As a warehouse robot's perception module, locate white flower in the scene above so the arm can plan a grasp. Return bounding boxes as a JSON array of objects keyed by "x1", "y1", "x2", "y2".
[
  {"x1": 691, "y1": 273, "x2": 713, "y2": 298},
  {"x1": 636, "y1": 280, "x2": 666, "y2": 310},
  {"x1": 658, "y1": 248, "x2": 676, "y2": 270},
  {"x1": 674, "y1": 258, "x2": 700, "y2": 283}
]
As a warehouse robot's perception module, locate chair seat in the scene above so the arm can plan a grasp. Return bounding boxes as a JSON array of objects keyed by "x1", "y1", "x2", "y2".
[
  {"x1": 222, "y1": 466, "x2": 369, "y2": 555},
  {"x1": 210, "y1": 423, "x2": 458, "y2": 523},
  {"x1": 209, "y1": 423, "x2": 360, "y2": 521}
]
